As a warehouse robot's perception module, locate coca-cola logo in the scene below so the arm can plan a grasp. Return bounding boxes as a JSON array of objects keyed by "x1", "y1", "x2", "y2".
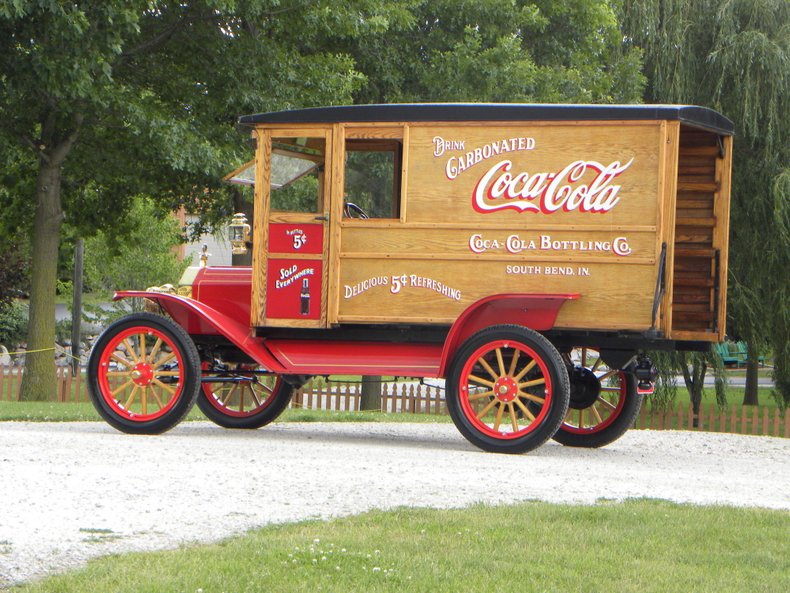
[{"x1": 472, "y1": 159, "x2": 633, "y2": 215}]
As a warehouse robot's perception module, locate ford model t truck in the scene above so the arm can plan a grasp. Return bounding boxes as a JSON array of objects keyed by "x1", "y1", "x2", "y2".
[{"x1": 87, "y1": 104, "x2": 733, "y2": 453}]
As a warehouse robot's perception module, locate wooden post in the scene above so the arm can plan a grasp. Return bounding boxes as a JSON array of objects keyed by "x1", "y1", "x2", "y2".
[
  {"x1": 15, "y1": 365, "x2": 22, "y2": 401},
  {"x1": 73, "y1": 365, "x2": 81, "y2": 401},
  {"x1": 70, "y1": 238, "x2": 84, "y2": 376}
]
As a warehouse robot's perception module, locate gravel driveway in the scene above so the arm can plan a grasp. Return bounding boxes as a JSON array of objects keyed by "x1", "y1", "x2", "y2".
[{"x1": 1, "y1": 421, "x2": 789, "y2": 588}]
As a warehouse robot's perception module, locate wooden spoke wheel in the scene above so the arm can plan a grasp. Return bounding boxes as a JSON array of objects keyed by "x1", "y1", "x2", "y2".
[
  {"x1": 198, "y1": 365, "x2": 294, "y2": 429},
  {"x1": 87, "y1": 313, "x2": 201, "y2": 434},
  {"x1": 446, "y1": 325, "x2": 569, "y2": 454},
  {"x1": 552, "y1": 348, "x2": 641, "y2": 448}
]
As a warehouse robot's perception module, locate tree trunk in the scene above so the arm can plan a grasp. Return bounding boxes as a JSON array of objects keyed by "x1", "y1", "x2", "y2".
[
  {"x1": 19, "y1": 160, "x2": 64, "y2": 401},
  {"x1": 359, "y1": 376, "x2": 382, "y2": 411},
  {"x1": 694, "y1": 362, "x2": 707, "y2": 428},
  {"x1": 681, "y1": 357, "x2": 706, "y2": 428},
  {"x1": 742, "y1": 343, "x2": 760, "y2": 406}
]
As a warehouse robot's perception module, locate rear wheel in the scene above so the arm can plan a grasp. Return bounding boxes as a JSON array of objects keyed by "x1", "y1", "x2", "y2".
[
  {"x1": 446, "y1": 325, "x2": 569, "y2": 454},
  {"x1": 87, "y1": 313, "x2": 201, "y2": 434},
  {"x1": 552, "y1": 348, "x2": 641, "y2": 448},
  {"x1": 198, "y1": 365, "x2": 294, "y2": 429}
]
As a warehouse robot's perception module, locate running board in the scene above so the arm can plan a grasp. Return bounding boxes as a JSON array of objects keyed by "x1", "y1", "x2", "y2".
[{"x1": 264, "y1": 340, "x2": 444, "y2": 377}]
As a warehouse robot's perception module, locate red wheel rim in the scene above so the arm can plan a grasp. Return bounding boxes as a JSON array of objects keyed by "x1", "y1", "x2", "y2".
[
  {"x1": 97, "y1": 326, "x2": 184, "y2": 422},
  {"x1": 562, "y1": 349, "x2": 627, "y2": 434},
  {"x1": 459, "y1": 340, "x2": 553, "y2": 440},
  {"x1": 202, "y1": 368, "x2": 280, "y2": 418}
]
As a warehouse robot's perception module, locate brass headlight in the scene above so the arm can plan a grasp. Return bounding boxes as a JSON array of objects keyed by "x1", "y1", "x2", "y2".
[{"x1": 229, "y1": 213, "x2": 251, "y2": 255}]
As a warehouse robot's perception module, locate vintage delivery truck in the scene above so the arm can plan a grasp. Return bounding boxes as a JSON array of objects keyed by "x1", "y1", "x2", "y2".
[{"x1": 87, "y1": 103, "x2": 734, "y2": 453}]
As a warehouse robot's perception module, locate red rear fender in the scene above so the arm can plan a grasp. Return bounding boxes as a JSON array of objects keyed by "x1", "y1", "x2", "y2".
[{"x1": 438, "y1": 293, "x2": 580, "y2": 376}]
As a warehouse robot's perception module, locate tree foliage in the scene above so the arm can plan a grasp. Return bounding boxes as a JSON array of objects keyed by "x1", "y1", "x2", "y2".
[
  {"x1": 331, "y1": 0, "x2": 645, "y2": 104},
  {"x1": 651, "y1": 349, "x2": 727, "y2": 424},
  {"x1": 622, "y1": 0, "x2": 790, "y2": 406},
  {"x1": 82, "y1": 198, "x2": 189, "y2": 294}
]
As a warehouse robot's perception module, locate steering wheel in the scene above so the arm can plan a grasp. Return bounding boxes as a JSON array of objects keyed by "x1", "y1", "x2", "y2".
[{"x1": 343, "y1": 202, "x2": 369, "y2": 219}]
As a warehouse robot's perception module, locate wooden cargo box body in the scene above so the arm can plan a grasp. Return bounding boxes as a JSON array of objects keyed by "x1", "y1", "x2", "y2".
[{"x1": 243, "y1": 104, "x2": 733, "y2": 344}]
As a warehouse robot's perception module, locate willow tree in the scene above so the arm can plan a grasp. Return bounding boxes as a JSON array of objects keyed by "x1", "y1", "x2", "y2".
[{"x1": 623, "y1": 0, "x2": 790, "y2": 406}]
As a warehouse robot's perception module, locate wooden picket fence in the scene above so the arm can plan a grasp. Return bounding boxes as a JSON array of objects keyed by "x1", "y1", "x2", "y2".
[
  {"x1": 0, "y1": 365, "x2": 85, "y2": 403},
  {"x1": 634, "y1": 401, "x2": 790, "y2": 437},
  {"x1": 2, "y1": 364, "x2": 788, "y2": 438}
]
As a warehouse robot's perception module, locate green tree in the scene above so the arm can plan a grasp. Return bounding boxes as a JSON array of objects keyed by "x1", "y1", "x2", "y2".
[
  {"x1": 83, "y1": 198, "x2": 189, "y2": 292},
  {"x1": 335, "y1": 0, "x2": 645, "y2": 104},
  {"x1": 0, "y1": 0, "x2": 402, "y2": 400},
  {"x1": 622, "y1": 0, "x2": 790, "y2": 406}
]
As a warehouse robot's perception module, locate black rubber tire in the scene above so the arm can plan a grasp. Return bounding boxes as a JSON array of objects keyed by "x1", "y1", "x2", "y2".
[
  {"x1": 553, "y1": 349, "x2": 642, "y2": 448},
  {"x1": 446, "y1": 325, "x2": 569, "y2": 454},
  {"x1": 87, "y1": 312, "x2": 201, "y2": 434},
  {"x1": 197, "y1": 370, "x2": 294, "y2": 429}
]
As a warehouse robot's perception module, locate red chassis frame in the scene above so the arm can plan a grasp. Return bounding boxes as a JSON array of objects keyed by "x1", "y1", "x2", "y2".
[{"x1": 117, "y1": 267, "x2": 579, "y2": 379}]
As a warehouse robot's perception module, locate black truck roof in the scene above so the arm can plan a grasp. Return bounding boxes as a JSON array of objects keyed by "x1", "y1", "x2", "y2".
[{"x1": 238, "y1": 103, "x2": 734, "y2": 135}]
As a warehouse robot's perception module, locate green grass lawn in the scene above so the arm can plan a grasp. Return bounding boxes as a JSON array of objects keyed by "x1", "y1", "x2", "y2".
[
  {"x1": 647, "y1": 385, "x2": 779, "y2": 410},
  {"x1": 15, "y1": 500, "x2": 789, "y2": 593},
  {"x1": 0, "y1": 401, "x2": 454, "y2": 424}
]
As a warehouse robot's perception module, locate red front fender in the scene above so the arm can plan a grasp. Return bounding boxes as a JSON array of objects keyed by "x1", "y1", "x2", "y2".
[{"x1": 114, "y1": 291, "x2": 287, "y2": 373}]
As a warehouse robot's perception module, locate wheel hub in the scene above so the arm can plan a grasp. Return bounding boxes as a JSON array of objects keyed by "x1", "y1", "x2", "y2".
[
  {"x1": 130, "y1": 363, "x2": 154, "y2": 386},
  {"x1": 568, "y1": 367, "x2": 601, "y2": 410},
  {"x1": 493, "y1": 377, "x2": 517, "y2": 403}
]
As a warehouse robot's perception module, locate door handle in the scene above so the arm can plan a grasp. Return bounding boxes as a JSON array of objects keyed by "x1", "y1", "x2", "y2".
[{"x1": 314, "y1": 215, "x2": 328, "y2": 221}]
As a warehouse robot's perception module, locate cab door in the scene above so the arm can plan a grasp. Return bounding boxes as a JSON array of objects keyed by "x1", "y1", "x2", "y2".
[{"x1": 252, "y1": 128, "x2": 333, "y2": 328}]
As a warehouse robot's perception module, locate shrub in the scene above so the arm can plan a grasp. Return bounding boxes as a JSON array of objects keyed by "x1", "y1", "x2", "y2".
[{"x1": 0, "y1": 300, "x2": 28, "y2": 348}]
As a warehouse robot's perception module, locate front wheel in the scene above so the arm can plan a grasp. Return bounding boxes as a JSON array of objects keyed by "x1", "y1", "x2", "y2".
[
  {"x1": 87, "y1": 312, "x2": 201, "y2": 434},
  {"x1": 198, "y1": 365, "x2": 294, "y2": 429},
  {"x1": 552, "y1": 348, "x2": 642, "y2": 448},
  {"x1": 446, "y1": 325, "x2": 569, "y2": 454}
]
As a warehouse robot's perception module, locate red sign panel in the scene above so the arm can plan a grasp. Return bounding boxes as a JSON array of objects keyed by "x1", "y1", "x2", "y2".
[
  {"x1": 266, "y1": 259, "x2": 323, "y2": 320},
  {"x1": 268, "y1": 223, "x2": 323, "y2": 255}
]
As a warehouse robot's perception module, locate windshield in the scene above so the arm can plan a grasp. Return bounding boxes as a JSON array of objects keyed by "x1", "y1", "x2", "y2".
[{"x1": 271, "y1": 149, "x2": 320, "y2": 189}]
